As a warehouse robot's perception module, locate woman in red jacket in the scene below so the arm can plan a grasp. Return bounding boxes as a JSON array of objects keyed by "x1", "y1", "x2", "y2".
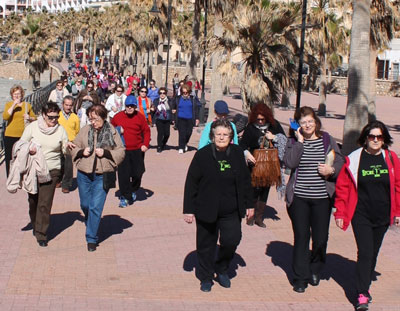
[{"x1": 334, "y1": 120, "x2": 400, "y2": 311}]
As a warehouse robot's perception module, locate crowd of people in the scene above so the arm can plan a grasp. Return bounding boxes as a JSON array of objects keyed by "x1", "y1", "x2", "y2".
[{"x1": 2, "y1": 63, "x2": 400, "y2": 311}]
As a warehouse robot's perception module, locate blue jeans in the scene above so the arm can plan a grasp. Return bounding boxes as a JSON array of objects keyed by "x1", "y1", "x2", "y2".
[{"x1": 77, "y1": 171, "x2": 108, "y2": 243}]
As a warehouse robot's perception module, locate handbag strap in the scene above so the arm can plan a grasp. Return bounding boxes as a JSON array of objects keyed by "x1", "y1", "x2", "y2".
[
  {"x1": 260, "y1": 136, "x2": 266, "y2": 149},
  {"x1": 260, "y1": 136, "x2": 274, "y2": 149}
]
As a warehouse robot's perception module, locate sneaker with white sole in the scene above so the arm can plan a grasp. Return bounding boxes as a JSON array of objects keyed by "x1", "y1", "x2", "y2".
[
  {"x1": 119, "y1": 197, "x2": 128, "y2": 208},
  {"x1": 184, "y1": 145, "x2": 188, "y2": 152},
  {"x1": 178, "y1": 149, "x2": 184, "y2": 154},
  {"x1": 356, "y1": 294, "x2": 369, "y2": 311}
]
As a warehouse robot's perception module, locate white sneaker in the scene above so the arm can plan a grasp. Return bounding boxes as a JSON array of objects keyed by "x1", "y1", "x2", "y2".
[
  {"x1": 178, "y1": 149, "x2": 184, "y2": 154},
  {"x1": 184, "y1": 145, "x2": 188, "y2": 152}
]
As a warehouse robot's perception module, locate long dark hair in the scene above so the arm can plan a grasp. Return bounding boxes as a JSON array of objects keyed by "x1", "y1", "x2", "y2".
[
  {"x1": 248, "y1": 103, "x2": 275, "y2": 125},
  {"x1": 357, "y1": 120, "x2": 393, "y2": 149}
]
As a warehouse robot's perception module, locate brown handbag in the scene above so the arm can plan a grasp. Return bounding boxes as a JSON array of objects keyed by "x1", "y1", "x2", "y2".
[{"x1": 251, "y1": 137, "x2": 282, "y2": 188}]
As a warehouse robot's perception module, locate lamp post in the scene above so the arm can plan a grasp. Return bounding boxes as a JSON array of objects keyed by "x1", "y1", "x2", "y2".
[
  {"x1": 295, "y1": 0, "x2": 308, "y2": 110},
  {"x1": 164, "y1": 0, "x2": 172, "y2": 88},
  {"x1": 199, "y1": 0, "x2": 208, "y2": 125}
]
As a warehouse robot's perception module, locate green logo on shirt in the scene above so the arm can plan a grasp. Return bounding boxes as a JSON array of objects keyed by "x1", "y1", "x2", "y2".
[
  {"x1": 362, "y1": 165, "x2": 388, "y2": 178},
  {"x1": 218, "y1": 160, "x2": 231, "y2": 171}
]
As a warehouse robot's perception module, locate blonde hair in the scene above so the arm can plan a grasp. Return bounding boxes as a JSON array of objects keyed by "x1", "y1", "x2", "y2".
[{"x1": 10, "y1": 85, "x2": 25, "y2": 98}]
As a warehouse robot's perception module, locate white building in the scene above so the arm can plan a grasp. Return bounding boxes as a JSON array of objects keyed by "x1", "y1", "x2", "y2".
[
  {"x1": 378, "y1": 39, "x2": 400, "y2": 81},
  {"x1": 0, "y1": 0, "x2": 120, "y2": 18}
]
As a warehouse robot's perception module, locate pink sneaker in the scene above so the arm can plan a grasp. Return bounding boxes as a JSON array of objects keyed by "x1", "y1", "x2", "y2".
[{"x1": 356, "y1": 294, "x2": 369, "y2": 311}]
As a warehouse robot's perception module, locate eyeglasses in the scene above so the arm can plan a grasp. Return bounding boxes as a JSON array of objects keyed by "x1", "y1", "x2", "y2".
[
  {"x1": 367, "y1": 134, "x2": 384, "y2": 141},
  {"x1": 256, "y1": 118, "x2": 265, "y2": 122},
  {"x1": 47, "y1": 115, "x2": 59, "y2": 121},
  {"x1": 140, "y1": 90, "x2": 147, "y2": 93},
  {"x1": 215, "y1": 133, "x2": 230, "y2": 138},
  {"x1": 159, "y1": 91, "x2": 166, "y2": 95},
  {"x1": 116, "y1": 89, "x2": 123, "y2": 93},
  {"x1": 299, "y1": 120, "x2": 315, "y2": 126},
  {"x1": 182, "y1": 91, "x2": 189, "y2": 95},
  {"x1": 125, "y1": 105, "x2": 136, "y2": 108},
  {"x1": 87, "y1": 85, "x2": 93, "y2": 88},
  {"x1": 89, "y1": 117, "x2": 102, "y2": 123}
]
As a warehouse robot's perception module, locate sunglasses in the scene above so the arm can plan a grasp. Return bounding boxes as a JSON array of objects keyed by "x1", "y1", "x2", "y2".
[
  {"x1": 126, "y1": 105, "x2": 136, "y2": 108},
  {"x1": 47, "y1": 115, "x2": 59, "y2": 120},
  {"x1": 159, "y1": 91, "x2": 166, "y2": 95},
  {"x1": 116, "y1": 89, "x2": 123, "y2": 92},
  {"x1": 257, "y1": 118, "x2": 265, "y2": 122},
  {"x1": 140, "y1": 90, "x2": 147, "y2": 93},
  {"x1": 367, "y1": 134, "x2": 384, "y2": 141},
  {"x1": 182, "y1": 91, "x2": 189, "y2": 95}
]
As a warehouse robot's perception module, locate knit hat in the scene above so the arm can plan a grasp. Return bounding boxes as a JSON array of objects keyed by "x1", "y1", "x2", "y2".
[
  {"x1": 214, "y1": 100, "x2": 229, "y2": 114},
  {"x1": 125, "y1": 95, "x2": 137, "y2": 107}
]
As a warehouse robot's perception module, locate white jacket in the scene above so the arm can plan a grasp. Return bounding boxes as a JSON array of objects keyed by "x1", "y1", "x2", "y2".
[{"x1": 6, "y1": 140, "x2": 51, "y2": 194}]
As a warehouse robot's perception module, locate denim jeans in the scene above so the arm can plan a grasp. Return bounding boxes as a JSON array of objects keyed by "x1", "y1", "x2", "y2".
[{"x1": 77, "y1": 170, "x2": 108, "y2": 243}]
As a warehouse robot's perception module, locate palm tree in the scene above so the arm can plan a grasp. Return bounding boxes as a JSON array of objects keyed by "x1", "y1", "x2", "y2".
[
  {"x1": 306, "y1": 0, "x2": 348, "y2": 116},
  {"x1": 8, "y1": 13, "x2": 59, "y2": 90},
  {"x1": 211, "y1": 0, "x2": 300, "y2": 111},
  {"x1": 342, "y1": 0, "x2": 371, "y2": 155}
]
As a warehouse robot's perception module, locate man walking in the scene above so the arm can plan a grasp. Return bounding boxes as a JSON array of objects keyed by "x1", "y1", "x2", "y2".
[{"x1": 111, "y1": 95, "x2": 150, "y2": 208}]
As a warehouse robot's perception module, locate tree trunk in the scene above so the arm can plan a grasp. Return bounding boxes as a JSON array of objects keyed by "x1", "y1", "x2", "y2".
[
  {"x1": 156, "y1": 35, "x2": 164, "y2": 86},
  {"x1": 342, "y1": 0, "x2": 371, "y2": 155},
  {"x1": 208, "y1": 51, "x2": 223, "y2": 122},
  {"x1": 317, "y1": 55, "x2": 327, "y2": 116},
  {"x1": 189, "y1": 0, "x2": 201, "y2": 80},
  {"x1": 368, "y1": 47, "x2": 377, "y2": 121},
  {"x1": 63, "y1": 41, "x2": 67, "y2": 61},
  {"x1": 71, "y1": 37, "x2": 76, "y2": 63},
  {"x1": 82, "y1": 36, "x2": 88, "y2": 66},
  {"x1": 100, "y1": 48, "x2": 104, "y2": 69},
  {"x1": 92, "y1": 40, "x2": 97, "y2": 67}
]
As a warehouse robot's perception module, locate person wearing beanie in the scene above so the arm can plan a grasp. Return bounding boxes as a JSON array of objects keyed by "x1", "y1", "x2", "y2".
[{"x1": 198, "y1": 100, "x2": 238, "y2": 150}]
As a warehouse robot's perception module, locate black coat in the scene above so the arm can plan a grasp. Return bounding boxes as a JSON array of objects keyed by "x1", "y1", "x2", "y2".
[{"x1": 183, "y1": 144, "x2": 253, "y2": 223}]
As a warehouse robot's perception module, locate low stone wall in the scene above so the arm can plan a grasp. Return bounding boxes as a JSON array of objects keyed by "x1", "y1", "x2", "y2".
[
  {"x1": 0, "y1": 61, "x2": 30, "y2": 80},
  {"x1": 306, "y1": 76, "x2": 400, "y2": 97}
]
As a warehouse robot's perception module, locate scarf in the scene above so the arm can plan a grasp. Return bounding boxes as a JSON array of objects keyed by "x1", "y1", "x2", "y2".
[
  {"x1": 114, "y1": 95, "x2": 123, "y2": 110},
  {"x1": 88, "y1": 120, "x2": 116, "y2": 153},
  {"x1": 156, "y1": 97, "x2": 170, "y2": 118},
  {"x1": 37, "y1": 115, "x2": 59, "y2": 135},
  {"x1": 56, "y1": 90, "x2": 64, "y2": 104},
  {"x1": 81, "y1": 100, "x2": 93, "y2": 110},
  {"x1": 138, "y1": 97, "x2": 152, "y2": 124}
]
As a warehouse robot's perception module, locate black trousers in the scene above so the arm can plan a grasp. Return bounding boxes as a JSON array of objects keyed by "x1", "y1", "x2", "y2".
[
  {"x1": 61, "y1": 153, "x2": 73, "y2": 190},
  {"x1": 155, "y1": 119, "x2": 171, "y2": 148},
  {"x1": 4, "y1": 136, "x2": 19, "y2": 177},
  {"x1": 117, "y1": 149, "x2": 145, "y2": 198},
  {"x1": 253, "y1": 186, "x2": 270, "y2": 203},
  {"x1": 288, "y1": 195, "x2": 331, "y2": 285},
  {"x1": 351, "y1": 214, "x2": 389, "y2": 295},
  {"x1": 177, "y1": 118, "x2": 193, "y2": 150},
  {"x1": 195, "y1": 212, "x2": 242, "y2": 283},
  {"x1": 28, "y1": 169, "x2": 61, "y2": 241}
]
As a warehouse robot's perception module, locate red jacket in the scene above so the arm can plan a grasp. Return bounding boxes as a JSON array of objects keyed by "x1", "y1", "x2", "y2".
[
  {"x1": 111, "y1": 111, "x2": 150, "y2": 151},
  {"x1": 334, "y1": 148, "x2": 400, "y2": 231}
]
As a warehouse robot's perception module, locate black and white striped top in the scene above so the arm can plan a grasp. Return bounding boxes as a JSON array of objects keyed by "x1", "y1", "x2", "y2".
[{"x1": 294, "y1": 137, "x2": 328, "y2": 199}]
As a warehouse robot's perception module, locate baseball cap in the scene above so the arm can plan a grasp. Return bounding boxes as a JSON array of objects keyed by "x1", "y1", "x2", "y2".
[
  {"x1": 214, "y1": 100, "x2": 229, "y2": 114},
  {"x1": 125, "y1": 95, "x2": 137, "y2": 107}
]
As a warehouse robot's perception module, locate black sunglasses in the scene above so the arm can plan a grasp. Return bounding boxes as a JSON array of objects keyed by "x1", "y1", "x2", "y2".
[{"x1": 47, "y1": 115, "x2": 59, "y2": 120}]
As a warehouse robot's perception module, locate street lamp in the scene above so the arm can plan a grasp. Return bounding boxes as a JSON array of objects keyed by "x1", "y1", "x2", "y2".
[
  {"x1": 199, "y1": 0, "x2": 208, "y2": 125},
  {"x1": 295, "y1": 0, "x2": 308, "y2": 110},
  {"x1": 149, "y1": 0, "x2": 160, "y2": 15}
]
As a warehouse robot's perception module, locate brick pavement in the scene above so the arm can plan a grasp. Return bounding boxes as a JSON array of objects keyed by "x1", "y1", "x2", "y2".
[{"x1": 0, "y1": 91, "x2": 400, "y2": 310}]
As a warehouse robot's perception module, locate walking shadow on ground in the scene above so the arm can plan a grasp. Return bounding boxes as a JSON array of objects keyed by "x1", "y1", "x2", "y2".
[
  {"x1": 47, "y1": 211, "x2": 84, "y2": 241},
  {"x1": 183, "y1": 249, "x2": 246, "y2": 279},
  {"x1": 263, "y1": 205, "x2": 280, "y2": 221},
  {"x1": 97, "y1": 214, "x2": 133, "y2": 243},
  {"x1": 114, "y1": 188, "x2": 154, "y2": 202},
  {"x1": 265, "y1": 241, "x2": 359, "y2": 306}
]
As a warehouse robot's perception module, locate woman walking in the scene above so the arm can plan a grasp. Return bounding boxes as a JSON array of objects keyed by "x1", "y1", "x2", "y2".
[
  {"x1": 240, "y1": 103, "x2": 287, "y2": 228},
  {"x1": 183, "y1": 119, "x2": 253, "y2": 292},
  {"x1": 20, "y1": 102, "x2": 68, "y2": 247},
  {"x1": 2, "y1": 85, "x2": 36, "y2": 177},
  {"x1": 334, "y1": 120, "x2": 400, "y2": 311},
  {"x1": 283, "y1": 106, "x2": 344, "y2": 293},
  {"x1": 152, "y1": 87, "x2": 172, "y2": 153},
  {"x1": 70, "y1": 104, "x2": 125, "y2": 251}
]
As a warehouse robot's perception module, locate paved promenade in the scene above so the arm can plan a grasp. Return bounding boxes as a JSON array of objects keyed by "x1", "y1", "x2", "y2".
[{"x1": 0, "y1": 91, "x2": 400, "y2": 310}]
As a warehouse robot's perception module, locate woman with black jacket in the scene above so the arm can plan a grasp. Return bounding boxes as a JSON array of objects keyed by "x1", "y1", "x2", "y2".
[
  {"x1": 152, "y1": 87, "x2": 172, "y2": 153},
  {"x1": 240, "y1": 103, "x2": 287, "y2": 228},
  {"x1": 171, "y1": 83, "x2": 200, "y2": 153},
  {"x1": 183, "y1": 119, "x2": 254, "y2": 292}
]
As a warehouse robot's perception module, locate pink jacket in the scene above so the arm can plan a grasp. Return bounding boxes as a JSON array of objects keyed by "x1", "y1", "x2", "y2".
[
  {"x1": 334, "y1": 148, "x2": 400, "y2": 231},
  {"x1": 6, "y1": 140, "x2": 51, "y2": 194}
]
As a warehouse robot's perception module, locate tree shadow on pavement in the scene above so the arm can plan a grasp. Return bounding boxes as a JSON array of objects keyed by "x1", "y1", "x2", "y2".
[
  {"x1": 47, "y1": 211, "x2": 84, "y2": 241},
  {"x1": 263, "y1": 205, "x2": 280, "y2": 221},
  {"x1": 183, "y1": 249, "x2": 246, "y2": 279},
  {"x1": 97, "y1": 214, "x2": 133, "y2": 244},
  {"x1": 266, "y1": 241, "x2": 358, "y2": 306}
]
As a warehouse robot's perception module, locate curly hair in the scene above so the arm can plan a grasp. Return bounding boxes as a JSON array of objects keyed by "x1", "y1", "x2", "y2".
[
  {"x1": 209, "y1": 119, "x2": 234, "y2": 142},
  {"x1": 10, "y1": 85, "x2": 25, "y2": 98},
  {"x1": 248, "y1": 103, "x2": 275, "y2": 125},
  {"x1": 357, "y1": 120, "x2": 393, "y2": 149}
]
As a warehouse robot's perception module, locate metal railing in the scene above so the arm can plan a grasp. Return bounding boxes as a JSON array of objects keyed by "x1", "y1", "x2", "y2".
[{"x1": 23, "y1": 80, "x2": 58, "y2": 115}]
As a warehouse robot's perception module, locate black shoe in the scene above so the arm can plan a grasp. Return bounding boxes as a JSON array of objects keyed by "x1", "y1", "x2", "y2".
[
  {"x1": 200, "y1": 281, "x2": 212, "y2": 292},
  {"x1": 216, "y1": 273, "x2": 231, "y2": 288},
  {"x1": 157, "y1": 147, "x2": 162, "y2": 154},
  {"x1": 38, "y1": 240, "x2": 48, "y2": 247},
  {"x1": 87, "y1": 243, "x2": 97, "y2": 252},
  {"x1": 309, "y1": 274, "x2": 320, "y2": 286},
  {"x1": 293, "y1": 282, "x2": 307, "y2": 293}
]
